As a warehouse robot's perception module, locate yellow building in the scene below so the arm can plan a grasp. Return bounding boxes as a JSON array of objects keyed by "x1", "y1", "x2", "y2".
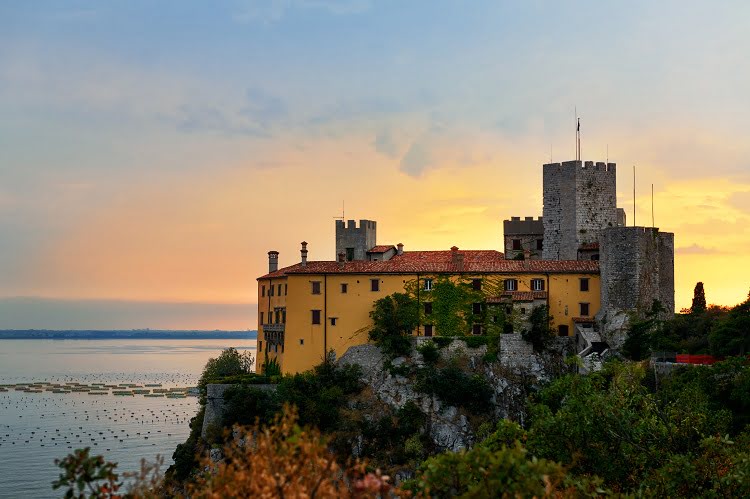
[{"x1": 257, "y1": 243, "x2": 600, "y2": 375}]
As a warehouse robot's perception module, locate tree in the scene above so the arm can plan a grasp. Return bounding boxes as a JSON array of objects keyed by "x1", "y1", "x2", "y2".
[
  {"x1": 523, "y1": 305, "x2": 553, "y2": 352},
  {"x1": 197, "y1": 347, "x2": 254, "y2": 401},
  {"x1": 709, "y1": 291, "x2": 750, "y2": 357},
  {"x1": 369, "y1": 292, "x2": 419, "y2": 357},
  {"x1": 691, "y1": 281, "x2": 707, "y2": 315}
]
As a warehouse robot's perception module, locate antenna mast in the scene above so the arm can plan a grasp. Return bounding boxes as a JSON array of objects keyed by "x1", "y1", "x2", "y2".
[
  {"x1": 633, "y1": 165, "x2": 635, "y2": 227},
  {"x1": 575, "y1": 107, "x2": 581, "y2": 161},
  {"x1": 651, "y1": 184, "x2": 655, "y2": 228}
]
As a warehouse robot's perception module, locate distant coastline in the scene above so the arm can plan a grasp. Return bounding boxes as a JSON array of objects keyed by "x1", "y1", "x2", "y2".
[{"x1": 0, "y1": 329, "x2": 258, "y2": 340}]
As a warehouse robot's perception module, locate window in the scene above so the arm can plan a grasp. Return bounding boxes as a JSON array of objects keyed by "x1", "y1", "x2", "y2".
[
  {"x1": 505, "y1": 306, "x2": 512, "y2": 315},
  {"x1": 531, "y1": 278, "x2": 545, "y2": 291},
  {"x1": 261, "y1": 285, "x2": 265, "y2": 297},
  {"x1": 472, "y1": 324, "x2": 482, "y2": 335},
  {"x1": 424, "y1": 324, "x2": 433, "y2": 337},
  {"x1": 277, "y1": 284, "x2": 282, "y2": 296},
  {"x1": 558, "y1": 325, "x2": 569, "y2": 337},
  {"x1": 472, "y1": 279, "x2": 482, "y2": 290},
  {"x1": 537, "y1": 239, "x2": 544, "y2": 250},
  {"x1": 341, "y1": 283, "x2": 348, "y2": 294},
  {"x1": 579, "y1": 303, "x2": 590, "y2": 316},
  {"x1": 311, "y1": 310, "x2": 321, "y2": 325},
  {"x1": 370, "y1": 279, "x2": 380, "y2": 292},
  {"x1": 591, "y1": 254, "x2": 600, "y2": 261},
  {"x1": 493, "y1": 315, "x2": 498, "y2": 323},
  {"x1": 275, "y1": 310, "x2": 280, "y2": 323},
  {"x1": 300, "y1": 339, "x2": 304, "y2": 345},
  {"x1": 423, "y1": 278, "x2": 433, "y2": 291},
  {"x1": 512, "y1": 239, "x2": 522, "y2": 250},
  {"x1": 269, "y1": 285, "x2": 274, "y2": 297},
  {"x1": 580, "y1": 278, "x2": 589, "y2": 292},
  {"x1": 284, "y1": 284, "x2": 288, "y2": 295},
  {"x1": 282, "y1": 310, "x2": 286, "y2": 323},
  {"x1": 472, "y1": 303, "x2": 482, "y2": 315},
  {"x1": 424, "y1": 302, "x2": 433, "y2": 315},
  {"x1": 258, "y1": 340, "x2": 262, "y2": 352},
  {"x1": 260, "y1": 312, "x2": 264, "y2": 325},
  {"x1": 520, "y1": 308, "x2": 526, "y2": 315},
  {"x1": 346, "y1": 247, "x2": 355, "y2": 261},
  {"x1": 311, "y1": 281, "x2": 321, "y2": 294},
  {"x1": 504, "y1": 279, "x2": 518, "y2": 291},
  {"x1": 330, "y1": 317, "x2": 337, "y2": 326}
]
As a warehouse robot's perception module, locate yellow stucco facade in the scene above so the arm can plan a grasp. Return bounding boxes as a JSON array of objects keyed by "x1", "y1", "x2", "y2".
[{"x1": 257, "y1": 269, "x2": 600, "y2": 375}]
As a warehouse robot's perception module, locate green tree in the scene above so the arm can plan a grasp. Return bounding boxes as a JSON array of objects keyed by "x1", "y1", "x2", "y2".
[
  {"x1": 523, "y1": 305, "x2": 553, "y2": 352},
  {"x1": 709, "y1": 291, "x2": 750, "y2": 357},
  {"x1": 369, "y1": 292, "x2": 419, "y2": 357},
  {"x1": 197, "y1": 347, "x2": 254, "y2": 401},
  {"x1": 691, "y1": 281, "x2": 707, "y2": 315}
]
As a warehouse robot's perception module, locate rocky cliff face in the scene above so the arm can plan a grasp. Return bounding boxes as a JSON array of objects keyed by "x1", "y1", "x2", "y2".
[{"x1": 338, "y1": 334, "x2": 573, "y2": 453}]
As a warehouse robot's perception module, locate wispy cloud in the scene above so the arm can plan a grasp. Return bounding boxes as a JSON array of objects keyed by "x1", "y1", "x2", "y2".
[{"x1": 676, "y1": 244, "x2": 722, "y2": 255}]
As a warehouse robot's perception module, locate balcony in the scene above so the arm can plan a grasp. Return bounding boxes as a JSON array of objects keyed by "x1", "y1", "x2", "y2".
[{"x1": 263, "y1": 323, "x2": 285, "y2": 333}]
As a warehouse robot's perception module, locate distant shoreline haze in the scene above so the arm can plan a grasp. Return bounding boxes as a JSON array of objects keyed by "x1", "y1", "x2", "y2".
[
  {"x1": 0, "y1": 297, "x2": 258, "y2": 331},
  {"x1": 0, "y1": 330, "x2": 258, "y2": 340}
]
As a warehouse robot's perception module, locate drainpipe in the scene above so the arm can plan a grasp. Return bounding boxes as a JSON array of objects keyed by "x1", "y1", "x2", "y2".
[
  {"x1": 324, "y1": 274, "x2": 328, "y2": 362},
  {"x1": 417, "y1": 273, "x2": 421, "y2": 335}
]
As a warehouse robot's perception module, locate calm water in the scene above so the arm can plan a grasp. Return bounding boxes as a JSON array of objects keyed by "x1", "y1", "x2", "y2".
[{"x1": 0, "y1": 339, "x2": 256, "y2": 499}]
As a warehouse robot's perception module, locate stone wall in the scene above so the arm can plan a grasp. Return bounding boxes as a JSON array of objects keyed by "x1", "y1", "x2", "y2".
[
  {"x1": 597, "y1": 226, "x2": 675, "y2": 349},
  {"x1": 542, "y1": 161, "x2": 617, "y2": 260},
  {"x1": 335, "y1": 219, "x2": 377, "y2": 261},
  {"x1": 503, "y1": 216, "x2": 543, "y2": 259}
]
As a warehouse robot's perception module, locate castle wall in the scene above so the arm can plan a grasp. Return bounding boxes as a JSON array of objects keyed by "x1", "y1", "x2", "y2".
[
  {"x1": 597, "y1": 226, "x2": 675, "y2": 348},
  {"x1": 503, "y1": 216, "x2": 543, "y2": 259},
  {"x1": 335, "y1": 219, "x2": 377, "y2": 261},
  {"x1": 575, "y1": 162, "x2": 618, "y2": 248}
]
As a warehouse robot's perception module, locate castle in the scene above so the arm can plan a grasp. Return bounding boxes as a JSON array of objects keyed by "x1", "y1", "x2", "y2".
[{"x1": 257, "y1": 160, "x2": 674, "y2": 374}]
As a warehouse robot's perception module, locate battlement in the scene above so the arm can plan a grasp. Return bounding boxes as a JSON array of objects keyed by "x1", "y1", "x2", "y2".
[
  {"x1": 335, "y1": 219, "x2": 377, "y2": 261},
  {"x1": 543, "y1": 160, "x2": 616, "y2": 173},
  {"x1": 504, "y1": 216, "x2": 543, "y2": 235}
]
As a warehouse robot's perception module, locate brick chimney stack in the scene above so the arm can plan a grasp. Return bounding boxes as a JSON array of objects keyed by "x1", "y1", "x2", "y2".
[
  {"x1": 397, "y1": 243, "x2": 404, "y2": 256},
  {"x1": 451, "y1": 246, "x2": 464, "y2": 271},
  {"x1": 300, "y1": 241, "x2": 308, "y2": 267},
  {"x1": 268, "y1": 251, "x2": 279, "y2": 273}
]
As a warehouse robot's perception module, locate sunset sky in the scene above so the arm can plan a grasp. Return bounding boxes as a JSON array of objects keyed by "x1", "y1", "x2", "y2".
[{"x1": 2, "y1": 1, "x2": 749, "y2": 329}]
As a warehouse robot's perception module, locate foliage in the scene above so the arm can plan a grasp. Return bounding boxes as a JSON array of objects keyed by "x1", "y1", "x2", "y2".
[
  {"x1": 416, "y1": 340, "x2": 439, "y2": 364},
  {"x1": 415, "y1": 363, "x2": 494, "y2": 414},
  {"x1": 53, "y1": 447, "x2": 121, "y2": 498},
  {"x1": 525, "y1": 361, "x2": 738, "y2": 493},
  {"x1": 221, "y1": 385, "x2": 282, "y2": 429},
  {"x1": 197, "y1": 347, "x2": 254, "y2": 401},
  {"x1": 709, "y1": 291, "x2": 750, "y2": 357},
  {"x1": 405, "y1": 442, "x2": 596, "y2": 498},
  {"x1": 691, "y1": 281, "x2": 707, "y2": 314},
  {"x1": 623, "y1": 300, "x2": 667, "y2": 360},
  {"x1": 188, "y1": 406, "x2": 399, "y2": 498},
  {"x1": 523, "y1": 305, "x2": 553, "y2": 352},
  {"x1": 262, "y1": 356, "x2": 282, "y2": 376},
  {"x1": 369, "y1": 292, "x2": 419, "y2": 357}
]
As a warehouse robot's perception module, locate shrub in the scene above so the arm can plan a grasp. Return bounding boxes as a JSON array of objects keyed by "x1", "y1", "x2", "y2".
[
  {"x1": 369, "y1": 292, "x2": 419, "y2": 357},
  {"x1": 417, "y1": 341, "x2": 439, "y2": 364}
]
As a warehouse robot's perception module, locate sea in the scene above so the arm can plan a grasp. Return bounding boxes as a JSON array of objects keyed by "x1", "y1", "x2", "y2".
[{"x1": 0, "y1": 336, "x2": 257, "y2": 498}]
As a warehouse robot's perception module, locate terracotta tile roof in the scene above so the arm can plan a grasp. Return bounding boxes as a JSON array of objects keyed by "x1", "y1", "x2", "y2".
[
  {"x1": 367, "y1": 245, "x2": 396, "y2": 253},
  {"x1": 258, "y1": 249, "x2": 599, "y2": 279},
  {"x1": 486, "y1": 291, "x2": 548, "y2": 303}
]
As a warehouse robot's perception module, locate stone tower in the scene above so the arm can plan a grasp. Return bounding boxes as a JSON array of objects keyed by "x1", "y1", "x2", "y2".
[
  {"x1": 335, "y1": 219, "x2": 377, "y2": 261},
  {"x1": 597, "y1": 226, "x2": 675, "y2": 348},
  {"x1": 542, "y1": 160, "x2": 618, "y2": 260}
]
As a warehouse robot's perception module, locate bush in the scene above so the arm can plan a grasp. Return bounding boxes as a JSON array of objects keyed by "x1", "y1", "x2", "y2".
[
  {"x1": 416, "y1": 364, "x2": 494, "y2": 414},
  {"x1": 197, "y1": 347, "x2": 254, "y2": 401},
  {"x1": 417, "y1": 341, "x2": 439, "y2": 364}
]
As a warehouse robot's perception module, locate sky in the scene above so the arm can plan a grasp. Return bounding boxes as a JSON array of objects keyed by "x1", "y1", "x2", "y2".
[{"x1": 1, "y1": 0, "x2": 749, "y2": 329}]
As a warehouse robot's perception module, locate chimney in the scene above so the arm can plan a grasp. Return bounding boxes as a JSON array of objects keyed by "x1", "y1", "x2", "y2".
[
  {"x1": 396, "y1": 243, "x2": 404, "y2": 256},
  {"x1": 337, "y1": 251, "x2": 346, "y2": 269},
  {"x1": 523, "y1": 249, "x2": 531, "y2": 269},
  {"x1": 268, "y1": 250, "x2": 279, "y2": 273},
  {"x1": 451, "y1": 246, "x2": 464, "y2": 271},
  {"x1": 300, "y1": 241, "x2": 308, "y2": 266}
]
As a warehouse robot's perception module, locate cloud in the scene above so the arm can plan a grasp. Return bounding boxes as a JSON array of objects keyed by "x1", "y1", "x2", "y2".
[
  {"x1": 676, "y1": 244, "x2": 722, "y2": 255},
  {"x1": 240, "y1": 87, "x2": 288, "y2": 128},
  {"x1": 373, "y1": 129, "x2": 400, "y2": 158},
  {"x1": 399, "y1": 139, "x2": 434, "y2": 176},
  {"x1": 727, "y1": 190, "x2": 750, "y2": 212}
]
